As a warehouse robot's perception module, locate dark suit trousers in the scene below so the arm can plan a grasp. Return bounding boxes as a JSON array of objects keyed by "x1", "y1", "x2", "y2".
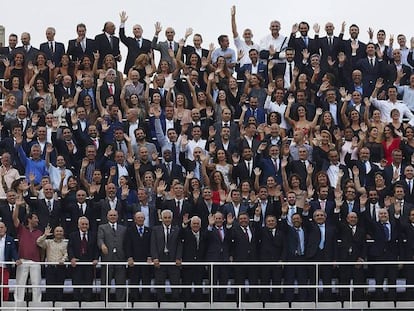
[
  {"x1": 182, "y1": 266, "x2": 205, "y2": 301},
  {"x1": 234, "y1": 263, "x2": 258, "y2": 301},
  {"x1": 308, "y1": 249, "x2": 334, "y2": 300},
  {"x1": 129, "y1": 264, "x2": 152, "y2": 301},
  {"x1": 261, "y1": 263, "x2": 283, "y2": 301},
  {"x1": 72, "y1": 264, "x2": 95, "y2": 301},
  {"x1": 45, "y1": 265, "x2": 66, "y2": 301},
  {"x1": 100, "y1": 263, "x2": 126, "y2": 301},
  {"x1": 373, "y1": 256, "x2": 398, "y2": 300},
  {"x1": 338, "y1": 257, "x2": 365, "y2": 300},
  {"x1": 154, "y1": 254, "x2": 180, "y2": 301},
  {"x1": 284, "y1": 256, "x2": 308, "y2": 302},
  {"x1": 211, "y1": 264, "x2": 229, "y2": 301}
]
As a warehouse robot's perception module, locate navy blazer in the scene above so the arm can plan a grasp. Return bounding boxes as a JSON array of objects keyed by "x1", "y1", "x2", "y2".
[
  {"x1": 119, "y1": 27, "x2": 152, "y2": 74},
  {"x1": 2, "y1": 235, "x2": 18, "y2": 268},
  {"x1": 39, "y1": 41, "x2": 66, "y2": 65},
  {"x1": 67, "y1": 38, "x2": 96, "y2": 62},
  {"x1": 236, "y1": 62, "x2": 268, "y2": 84},
  {"x1": 94, "y1": 33, "x2": 121, "y2": 68}
]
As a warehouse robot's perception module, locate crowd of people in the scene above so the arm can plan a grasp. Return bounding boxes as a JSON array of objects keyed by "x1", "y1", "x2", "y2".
[{"x1": 1, "y1": 5, "x2": 414, "y2": 304}]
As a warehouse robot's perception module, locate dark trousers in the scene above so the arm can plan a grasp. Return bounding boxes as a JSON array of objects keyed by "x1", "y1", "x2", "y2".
[
  {"x1": 100, "y1": 263, "x2": 126, "y2": 301},
  {"x1": 45, "y1": 265, "x2": 66, "y2": 301},
  {"x1": 284, "y1": 256, "x2": 308, "y2": 302},
  {"x1": 308, "y1": 250, "x2": 334, "y2": 301},
  {"x1": 338, "y1": 262, "x2": 365, "y2": 301},
  {"x1": 261, "y1": 264, "x2": 283, "y2": 301},
  {"x1": 154, "y1": 265, "x2": 181, "y2": 301},
  {"x1": 128, "y1": 265, "x2": 152, "y2": 301},
  {"x1": 234, "y1": 264, "x2": 258, "y2": 301},
  {"x1": 211, "y1": 264, "x2": 229, "y2": 301},
  {"x1": 374, "y1": 263, "x2": 398, "y2": 300},
  {"x1": 182, "y1": 266, "x2": 205, "y2": 301},
  {"x1": 72, "y1": 265, "x2": 95, "y2": 301}
]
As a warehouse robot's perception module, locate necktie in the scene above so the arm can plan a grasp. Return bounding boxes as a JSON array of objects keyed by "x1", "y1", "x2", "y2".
[
  {"x1": 47, "y1": 200, "x2": 52, "y2": 213},
  {"x1": 371, "y1": 205, "x2": 376, "y2": 221},
  {"x1": 171, "y1": 142, "x2": 176, "y2": 163},
  {"x1": 296, "y1": 228, "x2": 302, "y2": 255},
  {"x1": 169, "y1": 41, "x2": 173, "y2": 49},
  {"x1": 383, "y1": 223, "x2": 390, "y2": 241},
  {"x1": 318, "y1": 224, "x2": 325, "y2": 249},
  {"x1": 244, "y1": 227, "x2": 249, "y2": 241},
  {"x1": 218, "y1": 227, "x2": 223, "y2": 242},
  {"x1": 164, "y1": 226, "x2": 170, "y2": 253},
  {"x1": 328, "y1": 37, "x2": 332, "y2": 46},
  {"x1": 81, "y1": 233, "x2": 87, "y2": 255},
  {"x1": 194, "y1": 233, "x2": 200, "y2": 249},
  {"x1": 198, "y1": 161, "x2": 203, "y2": 185},
  {"x1": 303, "y1": 37, "x2": 308, "y2": 48},
  {"x1": 273, "y1": 159, "x2": 278, "y2": 172},
  {"x1": 167, "y1": 162, "x2": 172, "y2": 174},
  {"x1": 24, "y1": 46, "x2": 28, "y2": 52},
  {"x1": 176, "y1": 200, "x2": 181, "y2": 217},
  {"x1": 348, "y1": 202, "x2": 353, "y2": 213},
  {"x1": 351, "y1": 226, "x2": 356, "y2": 236},
  {"x1": 49, "y1": 42, "x2": 54, "y2": 53},
  {"x1": 224, "y1": 122, "x2": 229, "y2": 127},
  {"x1": 289, "y1": 63, "x2": 293, "y2": 83},
  {"x1": 19, "y1": 120, "x2": 24, "y2": 130},
  {"x1": 10, "y1": 205, "x2": 14, "y2": 213},
  {"x1": 320, "y1": 200, "x2": 326, "y2": 210},
  {"x1": 247, "y1": 161, "x2": 251, "y2": 176},
  {"x1": 370, "y1": 58, "x2": 374, "y2": 67},
  {"x1": 112, "y1": 224, "x2": 116, "y2": 232},
  {"x1": 109, "y1": 83, "x2": 114, "y2": 95},
  {"x1": 138, "y1": 227, "x2": 143, "y2": 235},
  {"x1": 109, "y1": 35, "x2": 114, "y2": 49},
  {"x1": 137, "y1": 39, "x2": 141, "y2": 48}
]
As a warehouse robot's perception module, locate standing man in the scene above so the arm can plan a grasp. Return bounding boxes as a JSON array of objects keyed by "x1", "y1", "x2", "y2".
[
  {"x1": 0, "y1": 221, "x2": 19, "y2": 301},
  {"x1": 67, "y1": 23, "x2": 96, "y2": 62},
  {"x1": 13, "y1": 32, "x2": 39, "y2": 64},
  {"x1": 259, "y1": 20, "x2": 288, "y2": 64},
  {"x1": 119, "y1": 11, "x2": 152, "y2": 75},
  {"x1": 39, "y1": 27, "x2": 65, "y2": 65},
  {"x1": 67, "y1": 216, "x2": 98, "y2": 302},
  {"x1": 151, "y1": 209, "x2": 182, "y2": 301},
  {"x1": 125, "y1": 211, "x2": 152, "y2": 301},
  {"x1": 94, "y1": 21, "x2": 121, "y2": 68},
  {"x1": 12, "y1": 199, "x2": 43, "y2": 303},
  {"x1": 97, "y1": 210, "x2": 127, "y2": 302},
  {"x1": 152, "y1": 23, "x2": 179, "y2": 64}
]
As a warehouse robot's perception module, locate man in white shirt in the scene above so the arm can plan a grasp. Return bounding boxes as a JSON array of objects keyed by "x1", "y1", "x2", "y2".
[{"x1": 259, "y1": 20, "x2": 288, "y2": 63}]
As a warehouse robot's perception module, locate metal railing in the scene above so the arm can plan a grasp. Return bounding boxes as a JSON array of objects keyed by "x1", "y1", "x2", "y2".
[{"x1": 0, "y1": 260, "x2": 413, "y2": 309}]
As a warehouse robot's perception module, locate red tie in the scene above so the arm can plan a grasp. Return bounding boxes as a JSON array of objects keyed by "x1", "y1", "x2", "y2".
[{"x1": 109, "y1": 83, "x2": 114, "y2": 95}]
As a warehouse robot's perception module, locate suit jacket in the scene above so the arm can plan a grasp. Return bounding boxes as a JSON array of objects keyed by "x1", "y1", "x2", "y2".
[
  {"x1": 354, "y1": 57, "x2": 386, "y2": 96},
  {"x1": 388, "y1": 201, "x2": 414, "y2": 225},
  {"x1": 251, "y1": 200, "x2": 281, "y2": 225},
  {"x1": 401, "y1": 222, "x2": 414, "y2": 260},
  {"x1": 159, "y1": 198, "x2": 193, "y2": 226},
  {"x1": 229, "y1": 225, "x2": 258, "y2": 261},
  {"x1": 125, "y1": 225, "x2": 152, "y2": 261},
  {"x1": 337, "y1": 221, "x2": 367, "y2": 261},
  {"x1": 305, "y1": 222, "x2": 337, "y2": 261},
  {"x1": 342, "y1": 39, "x2": 367, "y2": 63},
  {"x1": 63, "y1": 200, "x2": 98, "y2": 233},
  {"x1": 100, "y1": 80, "x2": 122, "y2": 107},
  {"x1": 67, "y1": 38, "x2": 96, "y2": 61},
  {"x1": 119, "y1": 27, "x2": 151, "y2": 74},
  {"x1": 182, "y1": 45, "x2": 209, "y2": 65},
  {"x1": 13, "y1": 46, "x2": 39, "y2": 64},
  {"x1": 95, "y1": 198, "x2": 125, "y2": 225},
  {"x1": 39, "y1": 41, "x2": 65, "y2": 65},
  {"x1": 0, "y1": 137, "x2": 26, "y2": 174},
  {"x1": 283, "y1": 224, "x2": 308, "y2": 259},
  {"x1": 309, "y1": 199, "x2": 337, "y2": 225},
  {"x1": 193, "y1": 200, "x2": 220, "y2": 229},
  {"x1": 97, "y1": 222, "x2": 127, "y2": 261},
  {"x1": 231, "y1": 159, "x2": 258, "y2": 184},
  {"x1": 347, "y1": 160, "x2": 379, "y2": 188},
  {"x1": 156, "y1": 162, "x2": 184, "y2": 187},
  {"x1": 94, "y1": 33, "x2": 121, "y2": 68},
  {"x1": 129, "y1": 200, "x2": 158, "y2": 228},
  {"x1": 287, "y1": 159, "x2": 310, "y2": 190},
  {"x1": 368, "y1": 220, "x2": 401, "y2": 260},
  {"x1": 383, "y1": 164, "x2": 406, "y2": 186},
  {"x1": 25, "y1": 196, "x2": 63, "y2": 231},
  {"x1": 151, "y1": 38, "x2": 178, "y2": 64},
  {"x1": 150, "y1": 224, "x2": 182, "y2": 261},
  {"x1": 179, "y1": 227, "x2": 207, "y2": 261},
  {"x1": 222, "y1": 202, "x2": 251, "y2": 226},
  {"x1": 0, "y1": 46, "x2": 15, "y2": 78},
  {"x1": 54, "y1": 84, "x2": 76, "y2": 105},
  {"x1": 255, "y1": 224, "x2": 286, "y2": 261},
  {"x1": 67, "y1": 230, "x2": 98, "y2": 261},
  {"x1": 236, "y1": 62, "x2": 268, "y2": 84},
  {"x1": 316, "y1": 34, "x2": 343, "y2": 66},
  {"x1": 385, "y1": 63, "x2": 412, "y2": 88},
  {"x1": 288, "y1": 34, "x2": 319, "y2": 64},
  {"x1": 205, "y1": 226, "x2": 231, "y2": 261},
  {"x1": 213, "y1": 121, "x2": 239, "y2": 141},
  {"x1": 0, "y1": 203, "x2": 26, "y2": 238},
  {"x1": 1, "y1": 235, "x2": 19, "y2": 268}
]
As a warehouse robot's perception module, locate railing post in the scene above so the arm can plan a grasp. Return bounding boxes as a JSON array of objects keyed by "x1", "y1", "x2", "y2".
[
  {"x1": 210, "y1": 262, "x2": 213, "y2": 304},
  {"x1": 315, "y1": 262, "x2": 319, "y2": 305}
]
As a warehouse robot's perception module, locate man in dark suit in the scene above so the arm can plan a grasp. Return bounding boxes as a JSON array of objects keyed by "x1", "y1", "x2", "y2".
[
  {"x1": 126, "y1": 211, "x2": 152, "y2": 301},
  {"x1": 347, "y1": 147, "x2": 379, "y2": 188},
  {"x1": 213, "y1": 108, "x2": 240, "y2": 141},
  {"x1": 222, "y1": 189, "x2": 251, "y2": 224},
  {"x1": 401, "y1": 166, "x2": 414, "y2": 204},
  {"x1": 95, "y1": 183, "x2": 125, "y2": 225},
  {"x1": 231, "y1": 147, "x2": 257, "y2": 184},
  {"x1": 282, "y1": 212, "x2": 309, "y2": 302},
  {"x1": 315, "y1": 22, "x2": 344, "y2": 67},
  {"x1": 180, "y1": 215, "x2": 207, "y2": 301},
  {"x1": 119, "y1": 11, "x2": 152, "y2": 74},
  {"x1": 205, "y1": 212, "x2": 231, "y2": 301},
  {"x1": 339, "y1": 186, "x2": 363, "y2": 222},
  {"x1": 157, "y1": 148, "x2": 184, "y2": 188},
  {"x1": 54, "y1": 75, "x2": 76, "y2": 106},
  {"x1": 94, "y1": 21, "x2": 121, "y2": 68},
  {"x1": 0, "y1": 33, "x2": 18, "y2": 78},
  {"x1": 151, "y1": 209, "x2": 183, "y2": 301},
  {"x1": 67, "y1": 23, "x2": 96, "y2": 62},
  {"x1": 337, "y1": 212, "x2": 367, "y2": 301},
  {"x1": 67, "y1": 216, "x2": 98, "y2": 302},
  {"x1": 254, "y1": 212, "x2": 286, "y2": 302},
  {"x1": 401, "y1": 209, "x2": 414, "y2": 298},
  {"x1": 354, "y1": 43, "x2": 386, "y2": 97},
  {"x1": 310, "y1": 186, "x2": 337, "y2": 225},
  {"x1": 341, "y1": 24, "x2": 367, "y2": 63},
  {"x1": 63, "y1": 189, "x2": 98, "y2": 235},
  {"x1": 270, "y1": 47, "x2": 301, "y2": 90},
  {"x1": 152, "y1": 23, "x2": 179, "y2": 64},
  {"x1": 213, "y1": 126, "x2": 239, "y2": 157},
  {"x1": 385, "y1": 49, "x2": 412, "y2": 88},
  {"x1": 99, "y1": 68, "x2": 121, "y2": 106},
  {"x1": 0, "y1": 221, "x2": 19, "y2": 301},
  {"x1": 52, "y1": 127, "x2": 82, "y2": 168},
  {"x1": 0, "y1": 190, "x2": 26, "y2": 238},
  {"x1": 97, "y1": 210, "x2": 127, "y2": 301},
  {"x1": 23, "y1": 183, "x2": 62, "y2": 231},
  {"x1": 306, "y1": 209, "x2": 338, "y2": 301},
  {"x1": 39, "y1": 27, "x2": 65, "y2": 65},
  {"x1": 252, "y1": 186, "x2": 281, "y2": 226},
  {"x1": 228, "y1": 212, "x2": 259, "y2": 301},
  {"x1": 182, "y1": 33, "x2": 209, "y2": 65},
  {"x1": 287, "y1": 145, "x2": 311, "y2": 190},
  {"x1": 321, "y1": 88, "x2": 344, "y2": 129},
  {"x1": 13, "y1": 32, "x2": 39, "y2": 64},
  {"x1": 288, "y1": 22, "x2": 318, "y2": 64},
  {"x1": 236, "y1": 49, "x2": 268, "y2": 84},
  {"x1": 383, "y1": 149, "x2": 405, "y2": 186},
  {"x1": 367, "y1": 208, "x2": 401, "y2": 300},
  {"x1": 159, "y1": 183, "x2": 193, "y2": 226},
  {"x1": 194, "y1": 187, "x2": 220, "y2": 229},
  {"x1": 128, "y1": 188, "x2": 158, "y2": 227},
  {"x1": 388, "y1": 183, "x2": 414, "y2": 225}
]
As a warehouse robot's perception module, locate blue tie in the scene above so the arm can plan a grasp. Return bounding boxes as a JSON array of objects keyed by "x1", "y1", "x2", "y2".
[
  {"x1": 383, "y1": 223, "x2": 390, "y2": 241},
  {"x1": 138, "y1": 227, "x2": 143, "y2": 235}
]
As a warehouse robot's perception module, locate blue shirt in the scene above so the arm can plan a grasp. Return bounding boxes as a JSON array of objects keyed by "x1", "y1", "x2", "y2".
[{"x1": 17, "y1": 145, "x2": 48, "y2": 184}]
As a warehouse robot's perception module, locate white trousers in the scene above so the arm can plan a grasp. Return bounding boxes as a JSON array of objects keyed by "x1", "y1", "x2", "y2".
[{"x1": 14, "y1": 259, "x2": 42, "y2": 302}]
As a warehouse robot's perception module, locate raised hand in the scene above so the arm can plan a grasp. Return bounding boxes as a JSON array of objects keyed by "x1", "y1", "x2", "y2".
[
  {"x1": 154, "y1": 22, "x2": 162, "y2": 35},
  {"x1": 120, "y1": 11, "x2": 128, "y2": 23}
]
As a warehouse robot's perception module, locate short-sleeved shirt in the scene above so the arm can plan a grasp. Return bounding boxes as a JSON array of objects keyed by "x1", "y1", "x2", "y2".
[{"x1": 17, "y1": 224, "x2": 42, "y2": 261}]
